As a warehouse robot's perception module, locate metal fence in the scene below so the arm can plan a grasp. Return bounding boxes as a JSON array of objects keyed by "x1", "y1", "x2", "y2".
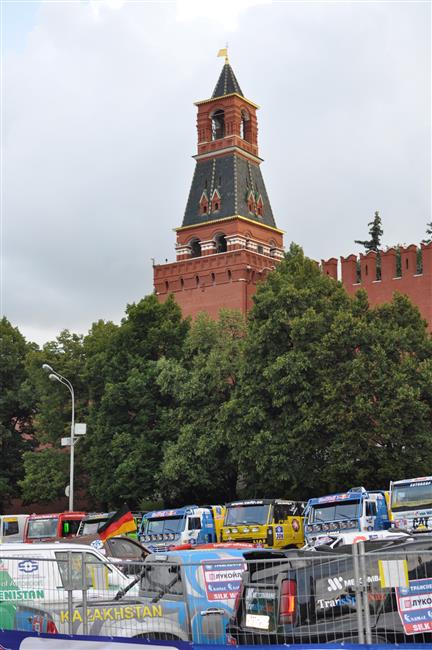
[{"x1": 1, "y1": 543, "x2": 432, "y2": 644}]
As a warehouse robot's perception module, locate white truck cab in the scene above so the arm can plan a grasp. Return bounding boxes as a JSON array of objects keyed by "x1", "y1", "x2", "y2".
[{"x1": 0, "y1": 542, "x2": 138, "y2": 605}]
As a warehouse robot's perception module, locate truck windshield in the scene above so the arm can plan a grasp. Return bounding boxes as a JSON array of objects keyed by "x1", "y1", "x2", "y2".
[
  {"x1": 81, "y1": 520, "x2": 108, "y2": 535},
  {"x1": 27, "y1": 518, "x2": 58, "y2": 539},
  {"x1": 143, "y1": 516, "x2": 184, "y2": 535},
  {"x1": 225, "y1": 504, "x2": 270, "y2": 526},
  {"x1": 309, "y1": 500, "x2": 359, "y2": 523},
  {"x1": 391, "y1": 481, "x2": 432, "y2": 512}
]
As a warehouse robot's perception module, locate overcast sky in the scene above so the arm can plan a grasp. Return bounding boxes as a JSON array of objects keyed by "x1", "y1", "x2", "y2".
[{"x1": 2, "y1": 0, "x2": 430, "y2": 345}]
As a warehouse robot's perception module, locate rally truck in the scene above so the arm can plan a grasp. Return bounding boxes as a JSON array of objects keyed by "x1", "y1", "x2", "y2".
[
  {"x1": 0, "y1": 545, "x2": 257, "y2": 641},
  {"x1": 78, "y1": 511, "x2": 143, "y2": 540},
  {"x1": 23, "y1": 511, "x2": 86, "y2": 543},
  {"x1": 304, "y1": 486, "x2": 391, "y2": 547},
  {"x1": 220, "y1": 499, "x2": 305, "y2": 549},
  {"x1": 227, "y1": 536, "x2": 432, "y2": 645},
  {"x1": 138, "y1": 505, "x2": 225, "y2": 552},
  {"x1": 390, "y1": 476, "x2": 432, "y2": 532}
]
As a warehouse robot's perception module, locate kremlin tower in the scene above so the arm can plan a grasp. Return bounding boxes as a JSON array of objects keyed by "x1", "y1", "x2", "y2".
[{"x1": 153, "y1": 52, "x2": 284, "y2": 318}]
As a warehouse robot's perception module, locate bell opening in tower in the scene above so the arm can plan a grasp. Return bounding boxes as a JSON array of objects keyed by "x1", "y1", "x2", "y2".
[{"x1": 211, "y1": 109, "x2": 225, "y2": 140}]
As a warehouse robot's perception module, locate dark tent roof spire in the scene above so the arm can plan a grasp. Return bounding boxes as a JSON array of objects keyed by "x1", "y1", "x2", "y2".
[{"x1": 212, "y1": 49, "x2": 244, "y2": 98}]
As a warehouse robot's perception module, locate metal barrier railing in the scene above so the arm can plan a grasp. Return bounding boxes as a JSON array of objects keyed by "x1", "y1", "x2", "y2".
[{"x1": 1, "y1": 542, "x2": 432, "y2": 644}]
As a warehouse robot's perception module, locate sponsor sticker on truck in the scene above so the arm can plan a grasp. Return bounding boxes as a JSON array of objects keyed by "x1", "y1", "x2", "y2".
[
  {"x1": 202, "y1": 561, "x2": 246, "y2": 601},
  {"x1": 396, "y1": 578, "x2": 432, "y2": 634}
]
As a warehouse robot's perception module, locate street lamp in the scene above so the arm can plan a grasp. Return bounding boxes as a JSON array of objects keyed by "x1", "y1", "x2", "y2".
[{"x1": 42, "y1": 364, "x2": 75, "y2": 511}]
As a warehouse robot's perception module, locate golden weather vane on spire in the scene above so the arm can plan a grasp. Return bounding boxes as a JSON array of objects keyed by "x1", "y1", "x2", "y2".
[{"x1": 217, "y1": 44, "x2": 229, "y2": 64}]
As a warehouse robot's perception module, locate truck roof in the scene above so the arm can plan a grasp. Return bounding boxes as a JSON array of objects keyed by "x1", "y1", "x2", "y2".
[
  {"x1": 225, "y1": 499, "x2": 301, "y2": 507},
  {"x1": 0, "y1": 542, "x2": 101, "y2": 553},
  {"x1": 391, "y1": 476, "x2": 432, "y2": 485},
  {"x1": 306, "y1": 487, "x2": 387, "y2": 506},
  {"x1": 145, "y1": 547, "x2": 263, "y2": 564},
  {"x1": 27, "y1": 511, "x2": 86, "y2": 519},
  {"x1": 144, "y1": 506, "x2": 201, "y2": 519}
]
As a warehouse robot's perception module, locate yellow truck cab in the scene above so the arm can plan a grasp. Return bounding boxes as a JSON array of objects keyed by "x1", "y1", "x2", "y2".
[{"x1": 220, "y1": 499, "x2": 305, "y2": 549}]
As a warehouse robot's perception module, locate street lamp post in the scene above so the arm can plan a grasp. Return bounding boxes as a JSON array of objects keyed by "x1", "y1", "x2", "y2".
[{"x1": 42, "y1": 364, "x2": 75, "y2": 511}]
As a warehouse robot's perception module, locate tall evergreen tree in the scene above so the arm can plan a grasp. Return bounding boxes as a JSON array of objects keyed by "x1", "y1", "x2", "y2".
[
  {"x1": 423, "y1": 222, "x2": 432, "y2": 245},
  {"x1": 355, "y1": 211, "x2": 383, "y2": 252}
]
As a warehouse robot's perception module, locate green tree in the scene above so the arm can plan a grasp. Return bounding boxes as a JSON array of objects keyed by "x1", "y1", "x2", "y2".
[
  {"x1": 157, "y1": 310, "x2": 246, "y2": 504},
  {"x1": 423, "y1": 222, "x2": 432, "y2": 245},
  {"x1": 355, "y1": 211, "x2": 383, "y2": 252},
  {"x1": 320, "y1": 292, "x2": 432, "y2": 489},
  {"x1": 355, "y1": 211, "x2": 384, "y2": 280},
  {"x1": 20, "y1": 449, "x2": 69, "y2": 503},
  {"x1": 83, "y1": 295, "x2": 189, "y2": 508},
  {"x1": 0, "y1": 318, "x2": 36, "y2": 507},
  {"x1": 228, "y1": 244, "x2": 432, "y2": 500},
  {"x1": 20, "y1": 330, "x2": 88, "y2": 502}
]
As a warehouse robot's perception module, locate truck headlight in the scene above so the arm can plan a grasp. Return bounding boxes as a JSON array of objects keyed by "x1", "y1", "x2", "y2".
[
  {"x1": 242, "y1": 527, "x2": 250, "y2": 533},
  {"x1": 251, "y1": 527, "x2": 259, "y2": 532},
  {"x1": 231, "y1": 528, "x2": 238, "y2": 533}
]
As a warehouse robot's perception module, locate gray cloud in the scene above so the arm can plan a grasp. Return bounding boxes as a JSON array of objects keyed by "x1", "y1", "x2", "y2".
[{"x1": 2, "y1": 0, "x2": 430, "y2": 344}]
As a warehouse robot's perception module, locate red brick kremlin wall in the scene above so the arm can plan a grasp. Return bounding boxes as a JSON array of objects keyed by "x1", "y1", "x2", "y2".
[{"x1": 322, "y1": 242, "x2": 432, "y2": 329}]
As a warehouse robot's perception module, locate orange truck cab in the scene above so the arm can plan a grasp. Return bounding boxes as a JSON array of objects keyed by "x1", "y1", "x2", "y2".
[{"x1": 23, "y1": 511, "x2": 86, "y2": 543}]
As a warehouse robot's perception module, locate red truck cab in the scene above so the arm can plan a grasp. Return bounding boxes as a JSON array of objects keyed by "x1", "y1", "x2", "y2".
[{"x1": 23, "y1": 512, "x2": 86, "y2": 543}]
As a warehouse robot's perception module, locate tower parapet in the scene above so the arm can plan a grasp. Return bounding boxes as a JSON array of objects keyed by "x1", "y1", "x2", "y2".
[{"x1": 322, "y1": 243, "x2": 432, "y2": 329}]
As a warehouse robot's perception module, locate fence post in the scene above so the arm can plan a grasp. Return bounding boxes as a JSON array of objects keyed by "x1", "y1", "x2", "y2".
[
  {"x1": 358, "y1": 541, "x2": 372, "y2": 644},
  {"x1": 81, "y1": 551, "x2": 88, "y2": 635},
  {"x1": 67, "y1": 552, "x2": 73, "y2": 636},
  {"x1": 352, "y1": 543, "x2": 365, "y2": 643}
]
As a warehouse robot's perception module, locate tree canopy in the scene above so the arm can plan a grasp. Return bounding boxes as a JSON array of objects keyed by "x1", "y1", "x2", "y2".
[{"x1": 3, "y1": 245, "x2": 432, "y2": 510}]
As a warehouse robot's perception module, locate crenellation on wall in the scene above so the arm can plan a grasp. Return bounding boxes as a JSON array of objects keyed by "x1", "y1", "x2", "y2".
[
  {"x1": 321, "y1": 244, "x2": 432, "y2": 330},
  {"x1": 400, "y1": 244, "x2": 417, "y2": 277},
  {"x1": 359, "y1": 250, "x2": 377, "y2": 284},
  {"x1": 421, "y1": 242, "x2": 432, "y2": 275},
  {"x1": 340, "y1": 254, "x2": 358, "y2": 286},
  {"x1": 321, "y1": 257, "x2": 337, "y2": 279},
  {"x1": 380, "y1": 247, "x2": 397, "y2": 281}
]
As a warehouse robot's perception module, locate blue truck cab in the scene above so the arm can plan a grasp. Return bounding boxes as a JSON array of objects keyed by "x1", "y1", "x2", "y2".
[
  {"x1": 138, "y1": 547, "x2": 252, "y2": 643},
  {"x1": 304, "y1": 486, "x2": 390, "y2": 546},
  {"x1": 138, "y1": 506, "x2": 224, "y2": 552}
]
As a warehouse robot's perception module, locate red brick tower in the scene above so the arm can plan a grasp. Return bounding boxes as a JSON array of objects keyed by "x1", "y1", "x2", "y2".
[{"x1": 153, "y1": 54, "x2": 284, "y2": 318}]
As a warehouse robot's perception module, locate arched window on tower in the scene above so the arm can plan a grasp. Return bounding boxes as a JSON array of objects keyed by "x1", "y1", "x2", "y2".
[
  {"x1": 247, "y1": 190, "x2": 256, "y2": 214},
  {"x1": 190, "y1": 238, "x2": 202, "y2": 258},
  {"x1": 211, "y1": 109, "x2": 225, "y2": 140},
  {"x1": 199, "y1": 191, "x2": 209, "y2": 215},
  {"x1": 214, "y1": 233, "x2": 227, "y2": 253},
  {"x1": 256, "y1": 195, "x2": 264, "y2": 217},
  {"x1": 240, "y1": 109, "x2": 250, "y2": 141},
  {"x1": 211, "y1": 189, "x2": 221, "y2": 213}
]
